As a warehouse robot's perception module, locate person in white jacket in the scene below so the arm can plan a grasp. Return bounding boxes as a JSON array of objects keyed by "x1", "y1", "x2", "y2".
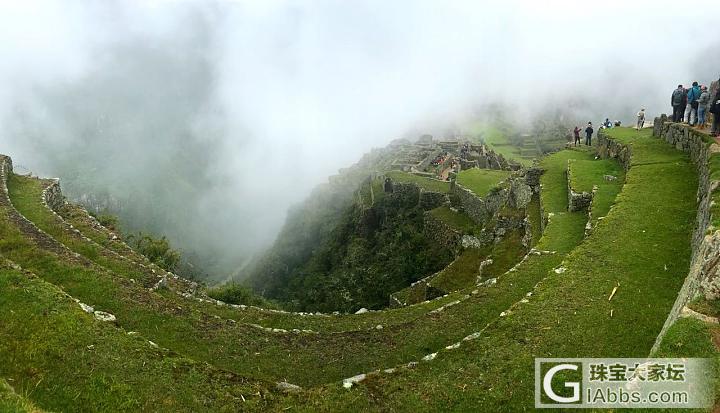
[
  {"x1": 698, "y1": 86, "x2": 710, "y2": 129},
  {"x1": 636, "y1": 108, "x2": 646, "y2": 130}
]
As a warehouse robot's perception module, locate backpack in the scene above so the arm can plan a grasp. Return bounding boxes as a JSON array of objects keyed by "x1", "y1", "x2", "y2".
[{"x1": 672, "y1": 89, "x2": 684, "y2": 106}]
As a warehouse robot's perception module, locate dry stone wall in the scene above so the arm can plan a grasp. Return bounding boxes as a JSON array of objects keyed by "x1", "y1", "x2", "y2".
[{"x1": 423, "y1": 212, "x2": 463, "y2": 253}]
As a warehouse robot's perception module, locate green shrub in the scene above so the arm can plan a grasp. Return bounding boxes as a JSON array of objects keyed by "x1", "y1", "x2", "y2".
[
  {"x1": 127, "y1": 232, "x2": 180, "y2": 272},
  {"x1": 90, "y1": 212, "x2": 120, "y2": 232},
  {"x1": 206, "y1": 282, "x2": 274, "y2": 307}
]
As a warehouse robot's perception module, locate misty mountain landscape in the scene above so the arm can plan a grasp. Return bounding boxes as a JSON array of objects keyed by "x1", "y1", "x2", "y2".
[{"x1": 2, "y1": 1, "x2": 720, "y2": 411}]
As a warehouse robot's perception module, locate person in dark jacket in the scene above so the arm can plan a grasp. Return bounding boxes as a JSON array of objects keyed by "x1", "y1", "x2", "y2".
[
  {"x1": 585, "y1": 122, "x2": 594, "y2": 146},
  {"x1": 573, "y1": 126, "x2": 581, "y2": 146},
  {"x1": 671, "y1": 84, "x2": 685, "y2": 122},
  {"x1": 711, "y1": 85, "x2": 720, "y2": 137}
]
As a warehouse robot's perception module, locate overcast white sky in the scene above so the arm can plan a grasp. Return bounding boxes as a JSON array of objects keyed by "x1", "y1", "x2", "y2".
[{"x1": 1, "y1": 0, "x2": 718, "y2": 276}]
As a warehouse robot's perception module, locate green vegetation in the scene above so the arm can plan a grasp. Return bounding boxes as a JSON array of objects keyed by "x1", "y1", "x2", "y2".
[
  {"x1": 2, "y1": 126, "x2": 714, "y2": 411},
  {"x1": 92, "y1": 212, "x2": 120, "y2": 232},
  {"x1": 456, "y1": 169, "x2": 511, "y2": 197},
  {"x1": 125, "y1": 232, "x2": 180, "y2": 272},
  {"x1": 264, "y1": 191, "x2": 454, "y2": 312},
  {"x1": 385, "y1": 171, "x2": 450, "y2": 193},
  {"x1": 465, "y1": 122, "x2": 535, "y2": 166},
  {"x1": 281, "y1": 129, "x2": 698, "y2": 410},
  {"x1": 568, "y1": 157, "x2": 625, "y2": 224},
  {"x1": 50, "y1": 190, "x2": 477, "y2": 333},
  {"x1": 206, "y1": 282, "x2": 277, "y2": 308},
  {"x1": 428, "y1": 206, "x2": 477, "y2": 233},
  {"x1": 0, "y1": 265, "x2": 270, "y2": 412},
  {"x1": 0, "y1": 379, "x2": 43, "y2": 413}
]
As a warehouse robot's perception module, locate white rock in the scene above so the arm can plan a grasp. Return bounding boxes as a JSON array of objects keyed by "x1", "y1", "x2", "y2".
[
  {"x1": 375, "y1": 324, "x2": 383, "y2": 330},
  {"x1": 78, "y1": 302, "x2": 94, "y2": 314},
  {"x1": 463, "y1": 332, "x2": 482, "y2": 341},
  {"x1": 276, "y1": 382, "x2": 302, "y2": 393},
  {"x1": 342, "y1": 374, "x2": 367, "y2": 389},
  {"x1": 355, "y1": 307, "x2": 369, "y2": 314},
  {"x1": 554, "y1": 267, "x2": 566, "y2": 274},
  {"x1": 93, "y1": 311, "x2": 116, "y2": 322},
  {"x1": 479, "y1": 278, "x2": 497, "y2": 287},
  {"x1": 422, "y1": 352, "x2": 438, "y2": 361}
]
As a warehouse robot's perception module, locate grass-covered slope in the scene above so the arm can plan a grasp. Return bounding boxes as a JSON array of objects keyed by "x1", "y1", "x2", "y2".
[
  {"x1": 0, "y1": 263, "x2": 272, "y2": 412},
  {"x1": 428, "y1": 206, "x2": 478, "y2": 233},
  {"x1": 0, "y1": 379, "x2": 44, "y2": 413},
  {"x1": 385, "y1": 171, "x2": 450, "y2": 193},
  {"x1": 455, "y1": 168, "x2": 511, "y2": 196},
  {"x1": 283, "y1": 129, "x2": 698, "y2": 410},
  {"x1": 2, "y1": 126, "x2": 700, "y2": 411},
  {"x1": 1, "y1": 146, "x2": 596, "y2": 400},
  {"x1": 568, "y1": 157, "x2": 625, "y2": 225}
]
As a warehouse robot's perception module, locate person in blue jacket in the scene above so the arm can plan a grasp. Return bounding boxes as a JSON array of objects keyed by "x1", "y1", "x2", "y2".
[{"x1": 686, "y1": 81, "x2": 701, "y2": 125}]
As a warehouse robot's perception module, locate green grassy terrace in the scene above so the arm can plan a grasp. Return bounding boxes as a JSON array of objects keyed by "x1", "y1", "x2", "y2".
[
  {"x1": 282, "y1": 128, "x2": 699, "y2": 410},
  {"x1": 456, "y1": 168, "x2": 511, "y2": 197},
  {"x1": 568, "y1": 157, "x2": 625, "y2": 225},
  {"x1": 1, "y1": 146, "x2": 597, "y2": 410},
  {"x1": 464, "y1": 122, "x2": 535, "y2": 166},
  {"x1": 385, "y1": 171, "x2": 450, "y2": 193},
  {"x1": 1, "y1": 126, "x2": 712, "y2": 411},
  {"x1": 428, "y1": 206, "x2": 477, "y2": 233}
]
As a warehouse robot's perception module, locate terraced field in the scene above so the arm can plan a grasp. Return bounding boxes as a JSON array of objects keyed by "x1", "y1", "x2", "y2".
[{"x1": 0, "y1": 127, "x2": 714, "y2": 411}]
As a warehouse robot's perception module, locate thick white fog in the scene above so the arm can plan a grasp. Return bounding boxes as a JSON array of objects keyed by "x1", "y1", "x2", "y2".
[{"x1": 1, "y1": 0, "x2": 719, "y2": 278}]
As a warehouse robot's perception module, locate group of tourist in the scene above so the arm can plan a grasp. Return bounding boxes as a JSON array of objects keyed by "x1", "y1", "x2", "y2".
[
  {"x1": 572, "y1": 123, "x2": 594, "y2": 146},
  {"x1": 671, "y1": 79, "x2": 720, "y2": 136}
]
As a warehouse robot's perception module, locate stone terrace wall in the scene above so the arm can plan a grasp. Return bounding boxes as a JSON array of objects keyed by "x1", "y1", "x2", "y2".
[
  {"x1": 423, "y1": 211, "x2": 463, "y2": 254},
  {"x1": 43, "y1": 179, "x2": 65, "y2": 212},
  {"x1": 453, "y1": 183, "x2": 506, "y2": 225},
  {"x1": 600, "y1": 121, "x2": 719, "y2": 353},
  {"x1": 383, "y1": 176, "x2": 450, "y2": 211}
]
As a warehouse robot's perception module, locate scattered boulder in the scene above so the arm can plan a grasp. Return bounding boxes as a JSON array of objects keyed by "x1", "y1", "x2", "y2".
[
  {"x1": 276, "y1": 382, "x2": 302, "y2": 393},
  {"x1": 603, "y1": 174, "x2": 618, "y2": 181},
  {"x1": 93, "y1": 311, "x2": 116, "y2": 322},
  {"x1": 461, "y1": 235, "x2": 482, "y2": 249},
  {"x1": 342, "y1": 374, "x2": 367, "y2": 389},
  {"x1": 77, "y1": 302, "x2": 94, "y2": 314},
  {"x1": 355, "y1": 307, "x2": 368, "y2": 314}
]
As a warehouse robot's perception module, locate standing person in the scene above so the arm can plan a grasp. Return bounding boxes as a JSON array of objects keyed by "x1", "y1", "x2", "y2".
[
  {"x1": 672, "y1": 84, "x2": 685, "y2": 122},
  {"x1": 698, "y1": 86, "x2": 710, "y2": 129},
  {"x1": 636, "y1": 108, "x2": 646, "y2": 130},
  {"x1": 573, "y1": 126, "x2": 581, "y2": 146},
  {"x1": 681, "y1": 86, "x2": 689, "y2": 122},
  {"x1": 686, "y1": 81, "x2": 701, "y2": 125},
  {"x1": 585, "y1": 122, "x2": 594, "y2": 146},
  {"x1": 711, "y1": 85, "x2": 720, "y2": 137}
]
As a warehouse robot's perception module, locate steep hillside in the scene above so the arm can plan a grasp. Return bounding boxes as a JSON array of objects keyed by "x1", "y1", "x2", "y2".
[{"x1": 1, "y1": 124, "x2": 720, "y2": 411}]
